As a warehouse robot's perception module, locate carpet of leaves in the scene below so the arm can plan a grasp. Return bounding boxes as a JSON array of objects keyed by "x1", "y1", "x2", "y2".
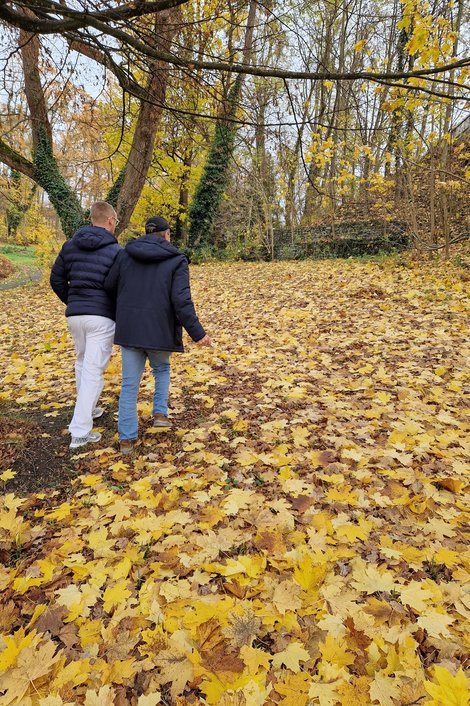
[{"x1": 0, "y1": 259, "x2": 469, "y2": 706}]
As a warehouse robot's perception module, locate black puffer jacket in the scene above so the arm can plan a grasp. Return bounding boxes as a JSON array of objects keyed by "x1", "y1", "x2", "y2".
[
  {"x1": 104, "y1": 234, "x2": 205, "y2": 351},
  {"x1": 50, "y1": 226, "x2": 120, "y2": 319}
]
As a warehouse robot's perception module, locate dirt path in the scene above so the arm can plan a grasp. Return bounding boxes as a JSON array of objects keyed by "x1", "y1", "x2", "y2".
[
  {"x1": 0, "y1": 265, "x2": 42, "y2": 291},
  {"x1": 0, "y1": 403, "x2": 77, "y2": 496}
]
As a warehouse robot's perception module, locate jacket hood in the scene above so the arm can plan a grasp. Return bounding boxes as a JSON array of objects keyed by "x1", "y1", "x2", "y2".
[
  {"x1": 125, "y1": 234, "x2": 184, "y2": 263},
  {"x1": 73, "y1": 226, "x2": 117, "y2": 251}
]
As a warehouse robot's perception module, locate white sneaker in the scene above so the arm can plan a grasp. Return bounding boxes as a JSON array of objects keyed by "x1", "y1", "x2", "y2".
[
  {"x1": 92, "y1": 407, "x2": 105, "y2": 419},
  {"x1": 70, "y1": 431, "x2": 102, "y2": 449}
]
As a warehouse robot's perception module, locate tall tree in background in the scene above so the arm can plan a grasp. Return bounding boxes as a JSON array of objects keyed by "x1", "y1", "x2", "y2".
[
  {"x1": 4, "y1": 170, "x2": 37, "y2": 237},
  {"x1": 187, "y1": 0, "x2": 257, "y2": 250}
]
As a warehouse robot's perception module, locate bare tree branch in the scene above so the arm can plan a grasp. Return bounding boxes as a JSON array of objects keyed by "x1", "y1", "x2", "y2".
[
  {"x1": 370, "y1": 76, "x2": 468, "y2": 100},
  {"x1": 411, "y1": 231, "x2": 468, "y2": 249},
  {"x1": 1, "y1": 0, "x2": 469, "y2": 87}
]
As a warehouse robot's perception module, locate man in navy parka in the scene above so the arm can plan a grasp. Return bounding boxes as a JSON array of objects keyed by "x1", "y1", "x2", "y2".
[
  {"x1": 104, "y1": 215, "x2": 211, "y2": 453},
  {"x1": 50, "y1": 201, "x2": 120, "y2": 449}
]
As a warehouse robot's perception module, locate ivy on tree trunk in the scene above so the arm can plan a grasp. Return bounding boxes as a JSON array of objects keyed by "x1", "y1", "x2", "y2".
[
  {"x1": 187, "y1": 0, "x2": 257, "y2": 252},
  {"x1": 33, "y1": 127, "x2": 86, "y2": 237},
  {"x1": 188, "y1": 75, "x2": 242, "y2": 250}
]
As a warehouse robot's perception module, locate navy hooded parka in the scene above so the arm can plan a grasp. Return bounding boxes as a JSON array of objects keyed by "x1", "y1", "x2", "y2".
[
  {"x1": 50, "y1": 225, "x2": 120, "y2": 319},
  {"x1": 104, "y1": 234, "x2": 205, "y2": 352}
]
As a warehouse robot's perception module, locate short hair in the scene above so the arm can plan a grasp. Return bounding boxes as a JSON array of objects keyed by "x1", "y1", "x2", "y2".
[{"x1": 90, "y1": 201, "x2": 115, "y2": 224}]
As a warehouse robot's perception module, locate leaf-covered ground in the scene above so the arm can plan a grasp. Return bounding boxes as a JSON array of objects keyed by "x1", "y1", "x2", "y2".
[{"x1": 0, "y1": 259, "x2": 469, "y2": 706}]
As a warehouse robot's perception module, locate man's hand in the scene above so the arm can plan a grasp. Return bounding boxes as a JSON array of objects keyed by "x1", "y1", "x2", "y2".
[{"x1": 196, "y1": 334, "x2": 212, "y2": 347}]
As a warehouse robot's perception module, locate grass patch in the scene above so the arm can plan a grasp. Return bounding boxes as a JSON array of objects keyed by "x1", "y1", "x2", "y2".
[{"x1": 0, "y1": 243, "x2": 37, "y2": 268}]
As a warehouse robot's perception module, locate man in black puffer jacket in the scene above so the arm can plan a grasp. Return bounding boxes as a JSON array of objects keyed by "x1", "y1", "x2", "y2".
[
  {"x1": 50, "y1": 201, "x2": 121, "y2": 449},
  {"x1": 104, "y1": 215, "x2": 211, "y2": 453}
]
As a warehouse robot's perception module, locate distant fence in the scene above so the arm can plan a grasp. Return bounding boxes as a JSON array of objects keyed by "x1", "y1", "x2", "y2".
[{"x1": 269, "y1": 220, "x2": 409, "y2": 259}]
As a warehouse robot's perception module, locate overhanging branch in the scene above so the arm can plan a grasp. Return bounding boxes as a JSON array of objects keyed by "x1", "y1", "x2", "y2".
[
  {"x1": 0, "y1": 0, "x2": 189, "y2": 33},
  {"x1": 62, "y1": 19, "x2": 470, "y2": 85},
  {"x1": 0, "y1": 138, "x2": 35, "y2": 180}
]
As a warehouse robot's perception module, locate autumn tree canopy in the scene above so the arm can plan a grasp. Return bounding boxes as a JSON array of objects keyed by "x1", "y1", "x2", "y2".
[{"x1": 0, "y1": 0, "x2": 469, "y2": 249}]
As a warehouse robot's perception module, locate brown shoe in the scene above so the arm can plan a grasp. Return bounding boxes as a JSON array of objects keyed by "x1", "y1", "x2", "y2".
[
  {"x1": 120, "y1": 439, "x2": 136, "y2": 455},
  {"x1": 152, "y1": 413, "x2": 172, "y2": 428}
]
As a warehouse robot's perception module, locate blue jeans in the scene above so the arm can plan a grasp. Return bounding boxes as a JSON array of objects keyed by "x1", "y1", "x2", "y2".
[{"x1": 118, "y1": 347, "x2": 171, "y2": 440}]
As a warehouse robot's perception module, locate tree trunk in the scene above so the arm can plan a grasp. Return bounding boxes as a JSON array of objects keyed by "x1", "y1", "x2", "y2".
[
  {"x1": 302, "y1": 4, "x2": 334, "y2": 224},
  {"x1": 174, "y1": 150, "x2": 192, "y2": 246},
  {"x1": 188, "y1": 0, "x2": 257, "y2": 250},
  {"x1": 20, "y1": 26, "x2": 85, "y2": 236},
  {"x1": 113, "y1": 8, "x2": 181, "y2": 234},
  {"x1": 439, "y1": 0, "x2": 463, "y2": 258}
]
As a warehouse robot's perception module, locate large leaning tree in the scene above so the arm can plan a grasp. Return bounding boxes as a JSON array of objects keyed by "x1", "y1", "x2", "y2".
[
  {"x1": 0, "y1": 0, "x2": 185, "y2": 236},
  {"x1": 0, "y1": 0, "x2": 469, "y2": 239}
]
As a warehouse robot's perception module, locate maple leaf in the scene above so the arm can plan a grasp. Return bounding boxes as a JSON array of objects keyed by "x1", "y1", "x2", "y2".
[
  {"x1": 0, "y1": 631, "x2": 60, "y2": 705},
  {"x1": 369, "y1": 672, "x2": 401, "y2": 706},
  {"x1": 198, "y1": 673, "x2": 253, "y2": 704},
  {"x1": 84, "y1": 686, "x2": 115, "y2": 706},
  {"x1": 337, "y1": 676, "x2": 372, "y2": 706},
  {"x1": 242, "y1": 680, "x2": 273, "y2": 705},
  {"x1": 46, "y1": 502, "x2": 72, "y2": 521},
  {"x1": 159, "y1": 578, "x2": 192, "y2": 602},
  {"x1": 197, "y1": 617, "x2": 226, "y2": 652},
  {"x1": 293, "y1": 550, "x2": 327, "y2": 591},
  {"x1": 223, "y1": 489, "x2": 259, "y2": 515},
  {"x1": 224, "y1": 608, "x2": 261, "y2": 648},
  {"x1": 319, "y1": 634, "x2": 355, "y2": 667},
  {"x1": 272, "y1": 641, "x2": 310, "y2": 672},
  {"x1": 136, "y1": 695, "x2": 161, "y2": 706},
  {"x1": 424, "y1": 666, "x2": 469, "y2": 706},
  {"x1": 398, "y1": 680, "x2": 428, "y2": 705},
  {"x1": 240, "y1": 645, "x2": 272, "y2": 675},
  {"x1": 55, "y1": 583, "x2": 97, "y2": 622},
  {"x1": 235, "y1": 450, "x2": 260, "y2": 467},
  {"x1": 275, "y1": 672, "x2": 311, "y2": 705},
  {"x1": 308, "y1": 680, "x2": 341, "y2": 706},
  {"x1": 416, "y1": 610, "x2": 454, "y2": 638},
  {"x1": 399, "y1": 582, "x2": 434, "y2": 612},
  {"x1": 291, "y1": 426, "x2": 310, "y2": 447},
  {"x1": 218, "y1": 693, "x2": 246, "y2": 706},
  {"x1": 351, "y1": 562, "x2": 396, "y2": 594},
  {"x1": 51, "y1": 658, "x2": 91, "y2": 690},
  {"x1": 80, "y1": 473, "x2": 104, "y2": 486},
  {"x1": 434, "y1": 477, "x2": 466, "y2": 494},
  {"x1": 272, "y1": 579, "x2": 302, "y2": 615},
  {"x1": 0, "y1": 627, "x2": 36, "y2": 671},
  {"x1": 154, "y1": 648, "x2": 194, "y2": 699},
  {"x1": 102, "y1": 579, "x2": 132, "y2": 613}
]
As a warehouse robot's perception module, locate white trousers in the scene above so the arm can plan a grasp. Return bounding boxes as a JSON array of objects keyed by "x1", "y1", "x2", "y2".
[{"x1": 67, "y1": 315, "x2": 115, "y2": 437}]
